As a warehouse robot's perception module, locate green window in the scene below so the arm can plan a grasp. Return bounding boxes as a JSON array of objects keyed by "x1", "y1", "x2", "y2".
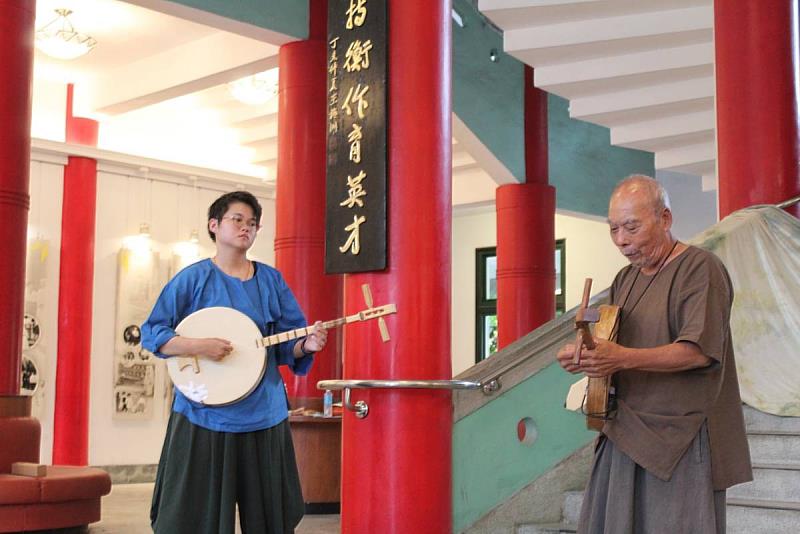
[{"x1": 475, "y1": 240, "x2": 566, "y2": 363}]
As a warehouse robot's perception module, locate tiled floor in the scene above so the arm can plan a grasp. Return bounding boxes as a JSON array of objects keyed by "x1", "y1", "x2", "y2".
[{"x1": 88, "y1": 483, "x2": 340, "y2": 534}]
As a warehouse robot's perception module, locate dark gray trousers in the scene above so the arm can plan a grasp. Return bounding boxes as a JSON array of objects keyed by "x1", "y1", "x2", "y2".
[
  {"x1": 579, "y1": 423, "x2": 725, "y2": 534},
  {"x1": 151, "y1": 412, "x2": 304, "y2": 534}
]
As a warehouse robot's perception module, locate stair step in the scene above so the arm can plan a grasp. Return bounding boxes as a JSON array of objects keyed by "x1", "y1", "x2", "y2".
[
  {"x1": 728, "y1": 463, "x2": 800, "y2": 502},
  {"x1": 727, "y1": 498, "x2": 800, "y2": 534},
  {"x1": 517, "y1": 523, "x2": 576, "y2": 534},
  {"x1": 727, "y1": 498, "x2": 800, "y2": 511},
  {"x1": 747, "y1": 433, "x2": 800, "y2": 464},
  {"x1": 562, "y1": 491, "x2": 583, "y2": 525},
  {"x1": 519, "y1": 500, "x2": 800, "y2": 534},
  {"x1": 743, "y1": 406, "x2": 800, "y2": 433}
]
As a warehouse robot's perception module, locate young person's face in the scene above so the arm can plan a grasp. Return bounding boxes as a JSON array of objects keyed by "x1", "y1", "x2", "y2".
[{"x1": 209, "y1": 201, "x2": 260, "y2": 250}]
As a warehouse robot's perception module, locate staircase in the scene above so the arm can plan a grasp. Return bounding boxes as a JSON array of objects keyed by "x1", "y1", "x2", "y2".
[
  {"x1": 478, "y1": 0, "x2": 718, "y2": 189},
  {"x1": 516, "y1": 406, "x2": 800, "y2": 533}
]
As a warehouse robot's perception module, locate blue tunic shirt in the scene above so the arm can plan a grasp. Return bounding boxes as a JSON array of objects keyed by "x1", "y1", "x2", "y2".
[{"x1": 141, "y1": 259, "x2": 313, "y2": 432}]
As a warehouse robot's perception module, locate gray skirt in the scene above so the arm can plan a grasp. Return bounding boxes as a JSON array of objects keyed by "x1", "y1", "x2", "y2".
[
  {"x1": 579, "y1": 423, "x2": 726, "y2": 534},
  {"x1": 151, "y1": 411, "x2": 304, "y2": 534}
]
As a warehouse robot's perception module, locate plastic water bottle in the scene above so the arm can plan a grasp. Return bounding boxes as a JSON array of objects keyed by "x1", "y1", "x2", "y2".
[{"x1": 323, "y1": 390, "x2": 333, "y2": 417}]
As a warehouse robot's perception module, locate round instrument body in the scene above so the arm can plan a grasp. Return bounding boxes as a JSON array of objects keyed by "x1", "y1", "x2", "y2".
[{"x1": 168, "y1": 307, "x2": 266, "y2": 406}]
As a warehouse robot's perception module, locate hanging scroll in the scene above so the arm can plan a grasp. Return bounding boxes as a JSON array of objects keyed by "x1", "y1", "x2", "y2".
[{"x1": 325, "y1": 0, "x2": 388, "y2": 273}]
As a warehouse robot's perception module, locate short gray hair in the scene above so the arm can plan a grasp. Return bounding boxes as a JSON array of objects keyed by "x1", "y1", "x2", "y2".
[{"x1": 612, "y1": 174, "x2": 671, "y2": 214}]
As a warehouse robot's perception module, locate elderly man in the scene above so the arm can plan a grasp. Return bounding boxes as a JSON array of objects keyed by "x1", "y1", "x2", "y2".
[{"x1": 557, "y1": 175, "x2": 752, "y2": 533}]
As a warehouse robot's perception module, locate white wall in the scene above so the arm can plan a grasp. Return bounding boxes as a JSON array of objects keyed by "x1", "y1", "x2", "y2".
[
  {"x1": 24, "y1": 153, "x2": 276, "y2": 466},
  {"x1": 26, "y1": 158, "x2": 66, "y2": 464},
  {"x1": 88, "y1": 171, "x2": 275, "y2": 465},
  {"x1": 656, "y1": 170, "x2": 718, "y2": 241},
  {"x1": 450, "y1": 206, "x2": 627, "y2": 376}
]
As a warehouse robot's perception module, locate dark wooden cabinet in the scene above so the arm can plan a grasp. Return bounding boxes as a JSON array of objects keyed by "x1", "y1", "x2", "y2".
[{"x1": 289, "y1": 415, "x2": 342, "y2": 506}]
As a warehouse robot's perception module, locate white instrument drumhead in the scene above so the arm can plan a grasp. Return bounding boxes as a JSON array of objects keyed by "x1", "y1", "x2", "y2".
[{"x1": 169, "y1": 307, "x2": 266, "y2": 406}]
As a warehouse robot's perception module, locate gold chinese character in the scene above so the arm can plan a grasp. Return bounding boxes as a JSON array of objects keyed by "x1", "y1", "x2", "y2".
[
  {"x1": 345, "y1": 0, "x2": 367, "y2": 30},
  {"x1": 344, "y1": 39, "x2": 373, "y2": 73},
  {"x1": 330, "y1": 37, "x2": 340, "y2": 49},
  {"x1": 342, "y1": 84, "x2": 369, "y2": 119},
  {"x1": 339, "y1": 214, "x2": 366, "y2": 254},
  {"x1": 328, "y1": 105, "x2": 339, "y2": 133},
  {"x1": 340, "y1": 170, "x2": 366, "y2": 208},
  {"x1": 348, "y1": 123, "x2": 363, "y2": 163}
]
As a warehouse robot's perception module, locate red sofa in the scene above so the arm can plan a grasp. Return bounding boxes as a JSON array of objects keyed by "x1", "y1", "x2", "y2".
[{"x1": 0, "y1": 416, "x2": 111, "y2": 532}]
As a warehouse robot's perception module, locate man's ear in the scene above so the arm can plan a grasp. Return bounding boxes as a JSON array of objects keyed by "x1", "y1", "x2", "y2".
[
  {"x1": 208, "y1": 219, "x2": 219, "y2": 237},
  {"x1": 661, "y1": 208, "x2": 673, "y2": 230}
]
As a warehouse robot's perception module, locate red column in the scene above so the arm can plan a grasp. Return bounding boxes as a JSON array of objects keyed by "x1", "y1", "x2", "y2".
[
  {"x1": 340, "y1": 1, "x2": 452, "y2": 531},
  {"x1": 0, "y1": 1, "x2": 35, "y2": 395},
  {"x1": 496, "y1": 66, "x2": 555, "y2": 349},
  {"x1": 275, "y1": 4, "x2": 343, "y2": 402},
  {"x1": 52, "y1": 85, "x2": 99, "y2": 465},
  {"x1": 715, "y1": 1, "x2": 800, "y2": 218}
]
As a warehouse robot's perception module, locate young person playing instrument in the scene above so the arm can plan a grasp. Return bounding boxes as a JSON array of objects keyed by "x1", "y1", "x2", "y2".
[
  {"x1": 142, "y1": 191, "x2": 327, "y2": 534},
  {"x1": 557, "y1": 176, "x2": 751, "y2": 534}
]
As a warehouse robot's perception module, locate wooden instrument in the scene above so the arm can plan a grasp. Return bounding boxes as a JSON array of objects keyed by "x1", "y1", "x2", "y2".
[
  {"x1": 573, "y1": 278, "x2": 620, "y2": 431},
  {"x1": 168, "y1": 303, "x2": 396, "y2": 406}
]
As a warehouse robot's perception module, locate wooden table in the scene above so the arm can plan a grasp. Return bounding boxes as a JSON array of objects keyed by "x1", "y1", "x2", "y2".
[{"x1": 289, "y1": 415, "x2": 342, "y2": 510}]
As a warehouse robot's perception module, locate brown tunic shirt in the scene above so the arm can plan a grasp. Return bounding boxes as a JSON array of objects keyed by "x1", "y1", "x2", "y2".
[{"x1": 603, "y1": 245, "x2": 752, "y2": 490}]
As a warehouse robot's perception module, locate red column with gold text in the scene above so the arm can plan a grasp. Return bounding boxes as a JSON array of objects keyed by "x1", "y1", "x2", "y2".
[{"x1": 340, "y1": 0, "x2": 453, "y2": 531}]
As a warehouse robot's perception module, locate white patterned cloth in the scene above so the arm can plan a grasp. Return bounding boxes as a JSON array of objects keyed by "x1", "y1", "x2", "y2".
[
  {"x1": 176, "y1": 381, "x2": 209, "y2": 404},
  {"x1": 690, "y1": 206, "x2": 800, "y2": 416}
]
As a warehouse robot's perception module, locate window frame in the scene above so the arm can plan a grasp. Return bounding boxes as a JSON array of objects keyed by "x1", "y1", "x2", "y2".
[{"x1": 475, "y1": 240, "x2": 567, "y2": 363}]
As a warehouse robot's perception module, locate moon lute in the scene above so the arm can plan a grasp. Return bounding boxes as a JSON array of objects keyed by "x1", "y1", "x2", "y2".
[{"x1": 168, "y1": 303, "x2": 396, "y2": 406}]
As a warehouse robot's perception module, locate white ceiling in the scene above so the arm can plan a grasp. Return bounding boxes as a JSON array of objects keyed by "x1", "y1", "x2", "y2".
[
  {"x1": 479, "y1": 0, "x2": 717, "y2": 190},
  {"x1": 31, "y1": 0, "x2": 499, "y2": 205}
]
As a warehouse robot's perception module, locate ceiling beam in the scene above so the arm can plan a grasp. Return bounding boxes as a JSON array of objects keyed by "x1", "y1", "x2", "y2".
[
  {"x1": 504, "y1": 6, "x2": 712, "y2": 65},
  {"x1": 91, "y1": 33, "x2": 278, "y2": 115},
  {"x1": 534, "y1": 42, "x2": 714, "y2": 97},
  {"x1": 452, "y1": 114, "x2": 518, "y2": 185},
  {"x1": 654, "y1": 141, "x2": 715, "y2": 173},
  {"x1": 121, "y1": 0, "x2": 298, "y2": 44},
  {"x1": 610, "y1": 110, "x2": 715, "y2": 147},
  {"x1": 569, "y1": 76, "x2": 714, "y2": 124},
  {"x1": 504, "y1": 5, "x2": 712, "y2": 51}
]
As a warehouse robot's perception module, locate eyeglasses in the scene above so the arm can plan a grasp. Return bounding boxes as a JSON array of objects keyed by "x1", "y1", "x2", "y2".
[{"x1": 221, "y1": 214, "x2": 260, "y2": 230}]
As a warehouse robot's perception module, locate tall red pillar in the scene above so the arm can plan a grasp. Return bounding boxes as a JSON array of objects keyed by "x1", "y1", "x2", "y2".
[
  {"x1": 496, "y1": 66, "x2": 555, "y2": 349},
  {"x1": 715, "y1": 1, "x2": 800, "y2": 218},
  {"x1": 0, "y1": 1, "x2": 35, "y2": 396},
  {"x1": 275, "y1": 0, "x2": 343, "y2": 402},
  {"x1": 52, "y1": 85, "x2": 99, "y2": 465},
  {"x1": 340, "y1": 1, "x2": 452, "y2": 532}
]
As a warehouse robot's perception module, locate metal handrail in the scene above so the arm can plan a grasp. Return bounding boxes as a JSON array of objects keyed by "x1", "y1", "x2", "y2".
[
  {"x1": 318, "y1": 379, "x2": 482, "y2": 391},
  {"x1": 776, "y1": 194, "x2": 800, "y2": 209},
  {"x1": 317, "y1": 379, "x2": 488, "y2": 419},
  {"x1": 462, "y1": 293, "x2": 605, "y2": 394}
]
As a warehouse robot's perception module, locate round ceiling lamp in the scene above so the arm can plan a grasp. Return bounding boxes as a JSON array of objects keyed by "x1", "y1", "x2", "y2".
[
  {"x1": 35, "y1": 9, "x2": 97, "y2": 61},
  {"x1": 228, "y1": 68, "x2": 280, "y2": 106}
]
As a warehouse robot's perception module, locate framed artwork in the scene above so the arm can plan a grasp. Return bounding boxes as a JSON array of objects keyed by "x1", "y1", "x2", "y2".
[
  {"x1": 23, "y1": 239, "x2": 50, "y2": 417},
  {"x1": 113, "y1": 247, "x2": 164, "y2": 420}
]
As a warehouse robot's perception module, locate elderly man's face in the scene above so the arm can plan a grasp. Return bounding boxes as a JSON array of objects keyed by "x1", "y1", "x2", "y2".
[{"x1": 607, "y1": 189, "x2": 672, "y2": 270}]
